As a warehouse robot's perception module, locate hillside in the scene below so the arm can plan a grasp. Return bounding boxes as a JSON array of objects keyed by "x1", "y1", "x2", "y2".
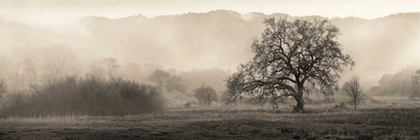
[
  {"x1": 79, "y1": 11, "x2": 420, "y2": 88},
  {"x1": 1, "y1": 11, "x2": 420, "y2": 90},
  {"x1": 370, "y1": 66, "x2": 419, "y2": 96}
]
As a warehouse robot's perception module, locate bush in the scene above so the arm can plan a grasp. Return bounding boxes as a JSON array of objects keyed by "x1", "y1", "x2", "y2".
[
  {"x1": 334, "y1": 102, "x2": 348, "y2": 109},
  {"x1": 110, "y1": 78, "x2": 164, "y2": 114},
  {"x1": 193, "y1": 85, "x2": 218, "y2": 106},
  {"x1": 0, "y1": 75, "x2": 164, "y2": 117}
]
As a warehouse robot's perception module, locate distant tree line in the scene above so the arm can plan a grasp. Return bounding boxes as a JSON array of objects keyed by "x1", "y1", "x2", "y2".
[
  {"x1": 0, "y1": 75, "x2": 164, "y2": 117},
  {"x1": 0, "y1": 44, "x2": 234, "y2": 117},
  {"x1": 223, "y1": 17, "x2": 354, "y2": 113}
]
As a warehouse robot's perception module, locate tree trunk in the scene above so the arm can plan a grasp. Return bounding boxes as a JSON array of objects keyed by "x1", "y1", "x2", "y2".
[
  {"x1": 295, "y1": 85, "x2": 305, "y2": 113},
  {"x1": 354, "y1": 102, "x2": 357, "y2": 110},
  {"x1": 295, "y1": 95, "x2": 304, "y2": 113}
]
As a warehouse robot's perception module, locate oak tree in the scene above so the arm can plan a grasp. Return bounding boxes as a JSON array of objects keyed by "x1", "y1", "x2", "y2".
[{"x1": 225, "y1": 18, "x2": 354, "y2": 113}]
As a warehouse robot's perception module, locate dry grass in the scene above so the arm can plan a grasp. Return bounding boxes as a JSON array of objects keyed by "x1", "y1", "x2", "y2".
[{"x1": 0, "y1": 104, "x2": 420, "y2": 139}]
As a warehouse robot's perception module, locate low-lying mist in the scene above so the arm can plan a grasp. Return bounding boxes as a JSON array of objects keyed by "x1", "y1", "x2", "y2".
[{"x1": 1, "y1": 10, "x2": 420, "y2": 94}]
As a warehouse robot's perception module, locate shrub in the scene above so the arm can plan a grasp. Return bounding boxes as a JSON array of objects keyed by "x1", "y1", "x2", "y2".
[
  {"x1": 334, "y1": 102, "x2": 348, "y2": 109},
  {"x1": 0, "y1": 75, "x2": 164, "y2": 117},
  {"x1": 110, "y1": 78, "x2": 164, "y2": 114},
  {"x1": 193, "y1": 85, "x2": 218, "y2": 106}
]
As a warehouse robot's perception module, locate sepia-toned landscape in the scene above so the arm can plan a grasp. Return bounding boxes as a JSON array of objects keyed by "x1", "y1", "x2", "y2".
[{"x1": 1, "y1": 0, "x2": 420, "y2": 139}]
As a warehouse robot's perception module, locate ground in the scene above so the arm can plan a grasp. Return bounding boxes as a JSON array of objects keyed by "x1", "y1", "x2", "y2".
[{"x1": 1, "y1": 100, "x2": 420, "y2": 140}]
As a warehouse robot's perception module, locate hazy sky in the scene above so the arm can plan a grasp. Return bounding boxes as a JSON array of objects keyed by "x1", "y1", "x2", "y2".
[
  {"x1": 1, "y1": 0, "x2": 419, "y2": 29},
  {"x1": 1, "y1": 0, "x2": 419, "y2": 88}
]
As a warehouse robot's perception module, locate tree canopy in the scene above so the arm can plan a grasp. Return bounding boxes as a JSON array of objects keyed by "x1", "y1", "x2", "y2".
[
  {"x1": 193, "y1": 85, "x2": 218, "y2": 106},
  {"x1": 225, "y1": 17, "x2": 354, "y2": 113}
]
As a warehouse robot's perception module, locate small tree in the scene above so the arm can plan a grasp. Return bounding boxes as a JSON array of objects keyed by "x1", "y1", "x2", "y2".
[
  {"x1": 342, "y1": 75, "x2": 364, "y2": 110},
  {"x1": 193, "y1": 85, "x2": 218, "y2": 106}
]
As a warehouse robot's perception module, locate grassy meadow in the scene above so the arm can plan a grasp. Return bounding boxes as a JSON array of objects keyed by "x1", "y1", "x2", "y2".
[{"x1": 1, "y1": 100, "x2": 420, "y2": 140}]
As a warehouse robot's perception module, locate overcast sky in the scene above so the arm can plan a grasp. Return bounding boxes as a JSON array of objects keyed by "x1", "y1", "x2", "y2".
[{"x1": 1, "y1": 0, "x2": 419, "y2": 29}]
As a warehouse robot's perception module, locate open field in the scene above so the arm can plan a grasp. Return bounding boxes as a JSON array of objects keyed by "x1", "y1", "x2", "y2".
[{"x1": 1, "y1": 103, "x2": 420, "y2": 140}]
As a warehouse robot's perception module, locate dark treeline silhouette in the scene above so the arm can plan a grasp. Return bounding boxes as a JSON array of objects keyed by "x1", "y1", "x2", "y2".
[{"x1": 0, "y1": 75, "x2": 164, "y2": 117}]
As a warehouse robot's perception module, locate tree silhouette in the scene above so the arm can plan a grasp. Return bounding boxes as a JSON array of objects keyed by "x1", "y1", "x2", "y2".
[
  {"x1": 225, "y1": 18, "x2": 354, "y2": 113},
  {"x1": 194, "y1": 85, "x2": 218, "y2": 106},
  {"x1": 342, "y1": 75, "x2": 364, "y2": 110},
  {"x1": 41, "y1": 45, "x2": 78, "y2": 80},
  {"x1": 102, "y1": 57, "x2": 120, "y2": 80}
]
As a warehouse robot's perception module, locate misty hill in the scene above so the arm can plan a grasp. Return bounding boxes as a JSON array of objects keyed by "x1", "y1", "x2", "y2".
[
  {"x1": 179, "y1": 68, "x2": 231, "y2": 92},
  {"x1": 370, "y1": 66, "x2": 419, "y2": 97},
  {"x1": 0, "y1": 20, "x2": 64, "y2": 51},
  {"x1": 1, "y1": 11, "x2": 420, "y2": 90},
  {"x1": 79, "y1": 11, "x2": 420, "y2": 88},
  {"x1": 79, "y1": 11, "x2": 257, "y2": 70}
]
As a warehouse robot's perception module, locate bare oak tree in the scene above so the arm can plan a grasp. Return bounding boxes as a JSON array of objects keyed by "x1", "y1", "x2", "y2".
[
  {"x1": 225, "y1": 18, "x2": 354, "y2": 113},
  {"x1": 342, "y1": 75, "x2": 364, "y2": 110}
]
